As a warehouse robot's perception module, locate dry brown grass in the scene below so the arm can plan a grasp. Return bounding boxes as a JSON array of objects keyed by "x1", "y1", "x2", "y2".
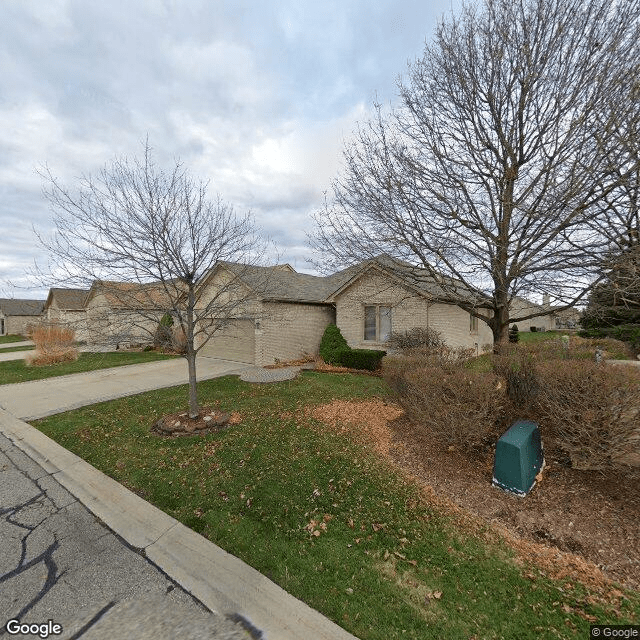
[{"x1": 27, "y1": 323, "x2": 78, "y2": 366}]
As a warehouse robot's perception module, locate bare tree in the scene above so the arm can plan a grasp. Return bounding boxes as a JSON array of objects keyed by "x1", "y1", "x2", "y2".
[
  {"x1": 311, "y1": 0, "x2": 640, "y2": 344},
  {"x1": 36, "y1": 143, "x2": 269, "y2": 417}
]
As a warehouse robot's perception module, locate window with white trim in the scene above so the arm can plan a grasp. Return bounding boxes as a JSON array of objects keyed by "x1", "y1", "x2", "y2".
[
  {"x1": 364, "y1": 305, "x2": 392, "y2": 341},
  {"x1": 470, "y1": 312, "x2": 479, "y2": 333}
]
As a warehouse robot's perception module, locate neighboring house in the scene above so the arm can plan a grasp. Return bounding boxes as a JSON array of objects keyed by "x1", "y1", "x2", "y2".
[
  {"x1": 551, "y1": 306, "x2": 582, "y2": 329},
  {"x1": 195, "y1": 256, "x2": 494, "y2": 365},
  {"x1": 84, "y1": 280, "x2": 179, "y2": 347},
  {"x1": 509, "y1": 296, "x2": 556, "y2": 332},
  {"x1": 509, "y1": 295, "x2": 582, "y2": 331},
  {"x1": 0, "y1": 298, "x2": 45, "y2": 336},
  {"x1": 43, "y1": 287, "x2": 90, "y2": 341}
]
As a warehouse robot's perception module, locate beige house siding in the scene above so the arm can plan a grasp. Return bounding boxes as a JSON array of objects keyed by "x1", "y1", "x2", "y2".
[
  {"x1": 509, "y1": 298, "x2": 555, "y2": 331},
  {"x1": 0, "y1": 313, "x2": 42, "y2": 336},
  {"x1": 46, "y1": 307, "x2": 90, "y2": 342},
  {"x1": 335, "y1": 270, "x2": 493, "y2": 351},
  {"x1": 85, "y1": 294, "x2": 160, "y2": 346},
  {"x1": 256, "y1": 301, "x2": 335, "y2": 366}
]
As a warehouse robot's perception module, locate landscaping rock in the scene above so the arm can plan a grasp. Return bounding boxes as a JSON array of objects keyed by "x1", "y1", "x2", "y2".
[{"x1": 151, "y1": 408, "x2": 235, "y2": 437}]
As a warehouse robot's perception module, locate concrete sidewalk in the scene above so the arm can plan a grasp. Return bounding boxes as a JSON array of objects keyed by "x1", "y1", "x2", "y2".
[
  {"x1": 0, "y1": 357, "x2": 254, "y2": 420},
  {"x1": 0, "y1": 426, "x2": 249, "y2": 640},
  {"x1": 0, "y1": 349, "x2": 33, "y2": 362},
  {"x1": 0, "y1": 340, "x2": 33, "y2": 350}
]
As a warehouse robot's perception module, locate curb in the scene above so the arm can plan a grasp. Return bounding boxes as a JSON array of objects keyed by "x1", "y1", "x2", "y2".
[{"x1": 0, "y1": 408, "x2": 359, "y2": 640}]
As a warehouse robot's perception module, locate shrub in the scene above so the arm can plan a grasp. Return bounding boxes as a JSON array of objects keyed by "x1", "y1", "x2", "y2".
[
  {"x1": 335, "y1": 348, "x2": 386, "y2": 371},
  {"x1": 171, "y1": 325, "x2": 187, "y2": 354},
  {"x1": 509, "y1": 324, "x2": 519, "y2": 343},
  {"x1": 386, "y1": 327, "x2": 445, "y2": 353},
  {"x1": 319, "y1": 324, "x2": 349, "y2": 365},
  {"x1": 493, "y1": 351, "x2": 539, "y2": 409},
  {"x1": 530, "y1": 326, "x2": 537, "y2": 332},
  {"x1": 154, "y1": 313, "x2": 174, "y2": 349},
  {"x1": 531, "y1": 361, "x2": 640, "y2": 473},
  {"x1": 579, "y1": 324, "x2": 640, "y2": 356},
  {"x1": 27, "y1": 323, "x2": 78, "y2": 366},
  {"x1": 384, "y1": 350, "x2": 504, "y2": 451}
]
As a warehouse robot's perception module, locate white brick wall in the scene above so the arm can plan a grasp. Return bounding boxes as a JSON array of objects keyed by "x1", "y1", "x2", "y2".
[{"x1": 335, "y1": 270, "x2": 493, "y2": 352}]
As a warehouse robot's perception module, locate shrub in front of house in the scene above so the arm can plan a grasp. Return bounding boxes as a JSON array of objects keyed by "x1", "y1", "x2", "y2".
[
  {"x1": 154, "y1": 312, "x2": 174, "y2": 349},
  {"x1": 319, "y1": 324, "x2": 349, "y2": 365},
  {"x1": 508, "y1": 324, "x2": 520, "y2": 342},
  {"x1": 386, "y1": 326, "x2": 445, "y2": 353},
  {"x1": 531, "y1": 360, "x2": 640, "y2": 473},
  {"x1": 335, "y1": 347, "x2": 386, "y2": 371}
]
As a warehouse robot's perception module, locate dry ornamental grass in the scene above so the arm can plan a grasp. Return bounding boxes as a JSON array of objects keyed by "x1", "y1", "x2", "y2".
[{"x1": 27, "y1": 323, "x2": 78, "y2": 366}]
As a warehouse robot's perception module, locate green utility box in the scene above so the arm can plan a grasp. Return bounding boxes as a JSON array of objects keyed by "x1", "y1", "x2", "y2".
[{"x1": 492, "y1": 420, "x2": 544, "y2": 496}]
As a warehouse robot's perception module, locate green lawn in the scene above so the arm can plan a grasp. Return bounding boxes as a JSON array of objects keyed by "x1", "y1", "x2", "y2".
[
  {"x1": 518, "y1": 330, "x2": 571, "y2": 343},
  {"x1": 0, "y1": 334, "x2": 28, "y2": 344},
  {"x1": 0, "y1": 351, "x2": 176, "y2": 385},
  {"x1": 33, "y1": 372, "x2": 639, "y2": 639},
  {"x1": 0, "y1": 345, "x2": 35, "y2": 354}
]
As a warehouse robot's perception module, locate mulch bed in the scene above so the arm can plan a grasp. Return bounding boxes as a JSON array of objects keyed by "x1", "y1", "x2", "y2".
[
  {"x1": 390, "y1": 415, "x2": 640, "y2": 592},
  {"x1": 308, "y1": 399, "x2": 640, "y2": 594}
]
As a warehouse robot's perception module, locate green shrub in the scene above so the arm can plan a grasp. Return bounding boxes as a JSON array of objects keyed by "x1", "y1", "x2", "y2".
[
  {"x1": 508, "y1": 324, "x2": 519, "y2": 343},
  {"x1": 579, "y1": 324, "x2": 640, "y2": 354},
  {"x1": 335, "y1": 348, "x2": 386, "y2": 371},
  {"x1": 154, "y1": 313, "x2": 174, "y2": 348},
  {"x1": 319, "y1": 324, "x2": 349, "y2": 365}
]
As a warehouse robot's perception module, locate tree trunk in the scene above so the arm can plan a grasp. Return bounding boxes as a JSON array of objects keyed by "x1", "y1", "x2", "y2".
[
  {"x1": 187, "y1": 348, "x2": 199, "y2": 419},
  {"x1": 186, "y1": 285, "x2": 199, "y2": 419}
]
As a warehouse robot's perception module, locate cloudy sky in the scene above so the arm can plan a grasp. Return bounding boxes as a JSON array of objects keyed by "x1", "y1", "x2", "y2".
[{"x1": 0, "y1": 0, "x2": 460, "y2": 298}]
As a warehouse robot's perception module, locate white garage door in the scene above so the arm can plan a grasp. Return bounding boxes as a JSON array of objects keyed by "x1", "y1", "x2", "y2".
[{"x1": 199, "y1": 319, "x2": 255, "y2": 363}]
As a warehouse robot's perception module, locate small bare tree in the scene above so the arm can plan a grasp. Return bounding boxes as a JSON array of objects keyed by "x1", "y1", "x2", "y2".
[
  {"x1": 311, "y1": 0, "x2": 640, "y2": 345},
  {"x1": 36, "y1": 143, "x2": 269, "y2": 418}
]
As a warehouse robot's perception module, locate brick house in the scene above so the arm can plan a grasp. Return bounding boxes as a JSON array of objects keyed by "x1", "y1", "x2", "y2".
[
  {"x1": 0, "y1": 298, "x2": 45, "y2": 336},
  {"x1": 195, "y1": 257, "x2": 494, "y2": 365},
  {"x1": 43, "y1": 288, "x2": 90, "y2": 342}
]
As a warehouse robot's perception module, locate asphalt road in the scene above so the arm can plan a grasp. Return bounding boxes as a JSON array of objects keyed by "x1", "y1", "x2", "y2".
[{"x1": 0, "y1": 431, "x2": 252, "y2": 640}]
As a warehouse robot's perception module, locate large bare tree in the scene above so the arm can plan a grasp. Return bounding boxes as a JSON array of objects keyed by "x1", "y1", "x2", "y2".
[
  {"x1": 311, "y1": 0, "x2": 640, "y2": 344},
  {"x1": 36, "y1": 144, "x2": 268, "y2": 417}
]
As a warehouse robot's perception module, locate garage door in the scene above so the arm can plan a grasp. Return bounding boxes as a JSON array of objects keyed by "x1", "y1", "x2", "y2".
[{"x1": 199, "y1": 319, "x2": 255, "y2": 363}]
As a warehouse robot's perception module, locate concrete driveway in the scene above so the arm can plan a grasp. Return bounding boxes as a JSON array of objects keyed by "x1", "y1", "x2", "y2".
[{"x1": 0, "y1": 357, "x2": 252, "y2": 420}]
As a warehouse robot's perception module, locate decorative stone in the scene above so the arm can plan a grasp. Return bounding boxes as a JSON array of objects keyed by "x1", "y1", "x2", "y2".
[{"x1": 203, "y1": 416, "x2": 213, "y2": 422}]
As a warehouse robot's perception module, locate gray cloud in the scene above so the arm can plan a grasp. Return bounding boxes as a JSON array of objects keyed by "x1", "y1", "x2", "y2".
[{"x1": 0, "y1": 0, "x2": 460, "y2": 297}]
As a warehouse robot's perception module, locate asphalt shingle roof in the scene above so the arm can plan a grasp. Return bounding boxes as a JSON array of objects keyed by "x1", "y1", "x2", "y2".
[
  {"x1": 47, "y1": 288, "x2": 89, "y2": 310},
  {"x1": 0, "y1": 298, "x2": 45, "y2": 316}
]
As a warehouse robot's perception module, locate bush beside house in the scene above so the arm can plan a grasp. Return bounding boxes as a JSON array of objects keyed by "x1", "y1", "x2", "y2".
[{"x1": 319, "y1": 324, "x2": 386, "y2": 370}]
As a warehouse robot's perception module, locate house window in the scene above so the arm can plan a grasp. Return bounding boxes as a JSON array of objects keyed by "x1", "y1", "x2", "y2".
[
  {"x1": 364, "y1": 305, "x2": 392, "y2": 341},
  {"x1": 470, "y1": 313, "x2": 478, "y2": 333}
]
